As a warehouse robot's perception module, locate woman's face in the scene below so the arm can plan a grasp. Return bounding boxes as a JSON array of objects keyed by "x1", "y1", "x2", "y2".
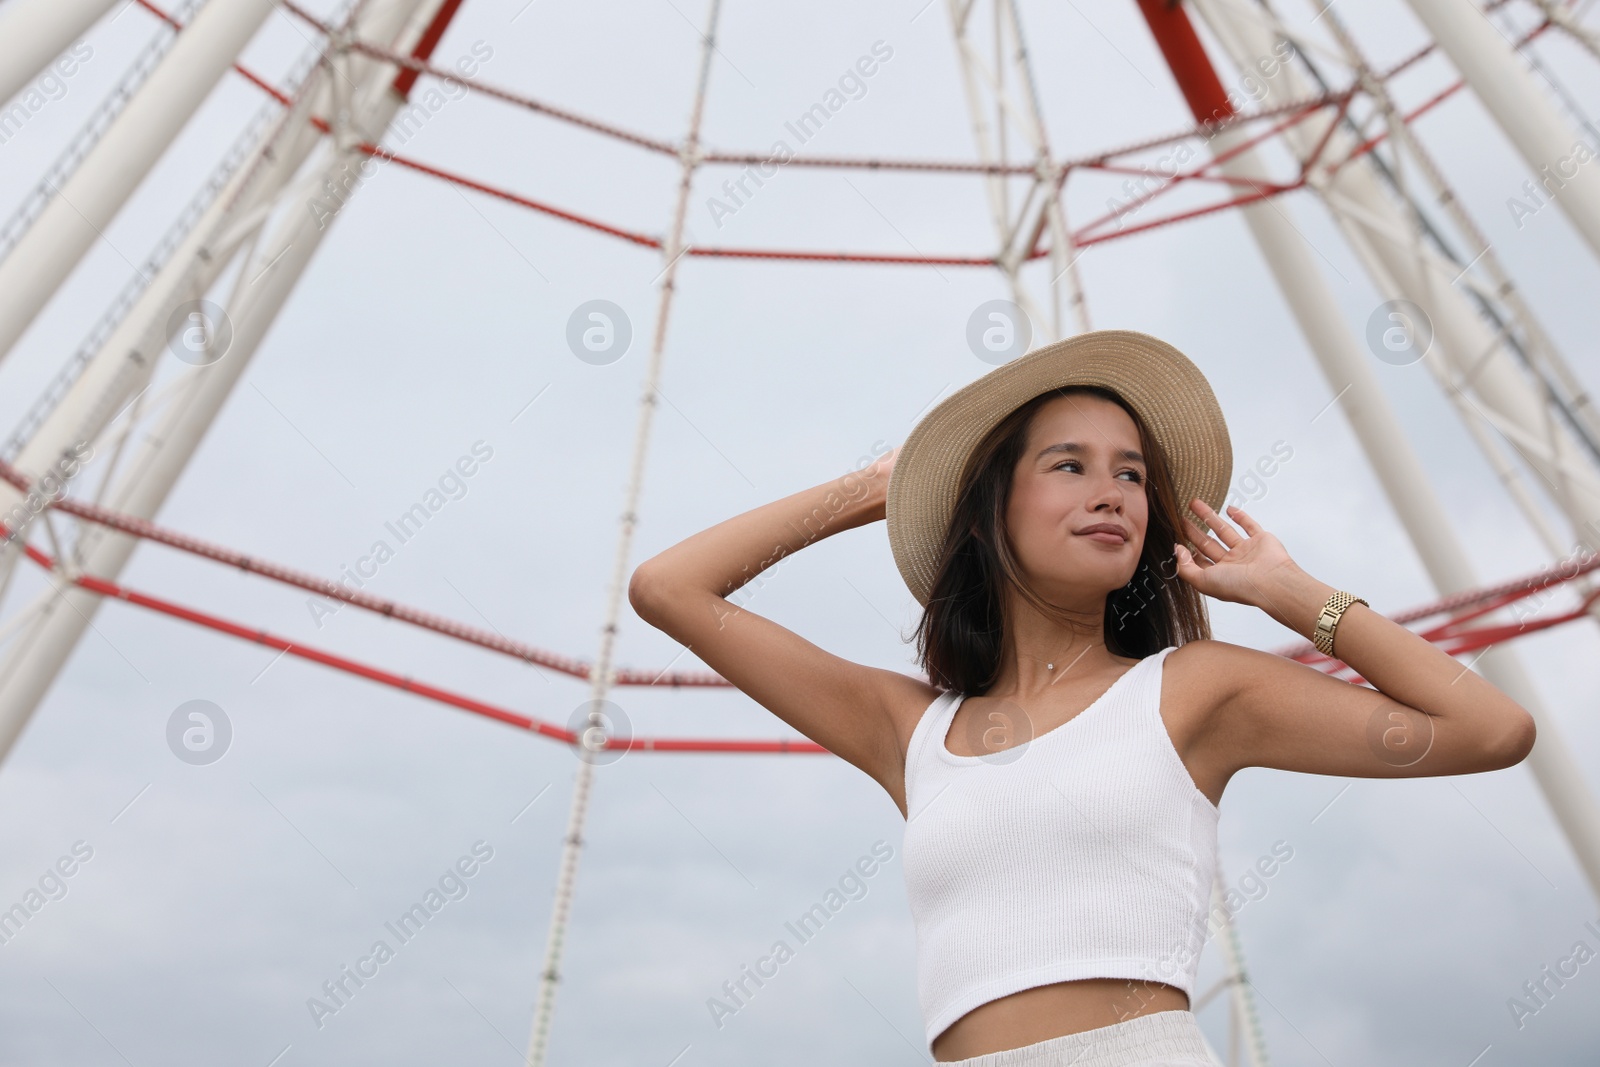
[{"x1": 1004, "y1": 393, "x2": 1148, "y2": 602}]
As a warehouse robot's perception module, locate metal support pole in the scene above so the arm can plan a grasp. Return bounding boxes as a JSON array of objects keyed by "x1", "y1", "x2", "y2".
[
  {"x1": 946, "y1": 0, "x2": 1090, "y2": 342},
  {"x1": 0, "y1": 0, "x2": 119, "y2": 107},
  {"x1": 1134, "y1": 0, "x2": 1600, "y2": 900},
  {"x1": 1195, "y1": 1, "x2": 1600, "y2": 531},
  {"x1": 0, "y1": 0, "x2": 448, "y2": 760},
  {"x1": 1403, "y1": 0, "x2": 1600, "y2": 262},
  {"x1": 0, "y1": 47, "x2": 333, "y2": 600},
  {"x1": 523, "y1": 4, "x2": 722, "y2": 1060},
  {"x1": 1209, "y1": 870, "x2": 1268, "y2": 1067},
  {"x1": 0, "y1": 0, "x2": 279, "y2": 368},
  {"x1": 1191, "y1": 1, "x2": 1600, "y2": 546}
]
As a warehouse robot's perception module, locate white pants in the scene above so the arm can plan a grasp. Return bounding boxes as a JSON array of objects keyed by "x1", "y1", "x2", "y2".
[{"x1": 938, "y1": 1009, "x2": 1217, "y2": 1067}]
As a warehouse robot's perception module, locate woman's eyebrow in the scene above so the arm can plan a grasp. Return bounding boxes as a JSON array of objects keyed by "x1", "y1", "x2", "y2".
[{"x1": 1036, "y1": 441, "x2": 1145, "y2": 463}]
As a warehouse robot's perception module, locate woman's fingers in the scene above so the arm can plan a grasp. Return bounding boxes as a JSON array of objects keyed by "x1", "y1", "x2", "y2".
[
  {"x1": 1190, "y1": 499, "x2": 1245, "y2": 549},
  {"x1": 1174, "y1": 542, "x2": 1220, "y2": 588},
  {"x1": 1180, "y1": 538, "x2": 1216, "y2": 569},
  {"x1": 1225, "y1": 503, "x2": 1265, "y2": 537},
  {"x1": 1181, "y1": 516, "x2": 1225, "y2": 562}
]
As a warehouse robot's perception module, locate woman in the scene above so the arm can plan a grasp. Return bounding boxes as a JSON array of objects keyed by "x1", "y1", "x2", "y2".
[{"x1": 628, "y1": 329, "x2": 1535, "y2": 1066}]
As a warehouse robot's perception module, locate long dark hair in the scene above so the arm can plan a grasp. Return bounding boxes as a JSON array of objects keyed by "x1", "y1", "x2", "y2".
[{"x1": 912, "y1": 384, "x2": 1211, "y2": 695}]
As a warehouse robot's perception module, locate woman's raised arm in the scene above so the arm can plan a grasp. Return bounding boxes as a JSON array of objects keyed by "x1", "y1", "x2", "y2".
[
  {"x1": 628, "y1": 448, "x2": 938, "y2": 817},
  {"x1": 1170, "y1": 499, "x2": 1536, "y2": 783}
]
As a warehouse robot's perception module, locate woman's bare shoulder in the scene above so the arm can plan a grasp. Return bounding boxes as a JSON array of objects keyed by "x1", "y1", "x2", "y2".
[
  {"x1": 1167, "y1": 637, "x2": 1257, "y2": 671},
  {"x1": 1163, "y1": 638, "x2": 1260, "y2": 712}
]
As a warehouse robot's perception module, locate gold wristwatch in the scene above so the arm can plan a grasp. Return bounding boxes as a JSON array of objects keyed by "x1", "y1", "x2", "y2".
[{"x1": 1312, "y1": 590, "x2": 1367, "y2": 657}]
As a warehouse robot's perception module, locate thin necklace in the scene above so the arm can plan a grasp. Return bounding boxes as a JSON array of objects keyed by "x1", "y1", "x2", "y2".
[{"x1": 1045, "y1": 641, "x2": 1098, "y2": 681}]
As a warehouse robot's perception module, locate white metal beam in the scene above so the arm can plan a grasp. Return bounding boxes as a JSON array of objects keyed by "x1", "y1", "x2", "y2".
[
  {"x1": 1404, "y1": 0, "x2": 1600, "y2": 261},
  {"x1": 1189, "y1": 0, "x2": 1600, "y2": 900},
  {"x1": 947, "y1": 0, "x2": 1088, "y2": 342},
  {"x1": 0, "y1": 0, "x2": 120, "y2": 108},
  {"x1": 0, "y1": 0, "x2": 441, "y2": 761},
  {"x1": 0, "y1": 0, "x2": 279, "y2": 368}
]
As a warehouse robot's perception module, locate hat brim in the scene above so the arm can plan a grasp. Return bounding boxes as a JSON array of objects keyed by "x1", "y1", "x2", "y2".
[{"x1": 886, "y1": 329, "x2": 1232, "y2": 607}]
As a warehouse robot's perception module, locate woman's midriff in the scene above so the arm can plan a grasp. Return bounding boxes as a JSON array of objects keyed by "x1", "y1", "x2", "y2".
[{"x1": 931, "y1": 977, "x2": 1190, "y2": 1062}]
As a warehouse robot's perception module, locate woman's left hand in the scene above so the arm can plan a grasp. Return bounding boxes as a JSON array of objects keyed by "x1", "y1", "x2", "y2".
[{"x1": 1172, "y1": 499, "x2": 1302, "y2": 609}]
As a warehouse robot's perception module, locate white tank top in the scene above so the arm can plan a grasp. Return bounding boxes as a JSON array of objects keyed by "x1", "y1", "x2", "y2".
[{"x1": 900, "y1": 645, "x2": 1219, "y2": 1049}]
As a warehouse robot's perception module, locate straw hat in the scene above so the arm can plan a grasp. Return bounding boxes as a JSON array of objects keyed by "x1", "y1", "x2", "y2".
[{"x1": 885, "y1": 329, "x2": 1232, "y2": 607}]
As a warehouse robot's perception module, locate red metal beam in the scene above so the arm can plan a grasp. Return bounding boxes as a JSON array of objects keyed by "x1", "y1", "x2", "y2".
[
  {"x1": 393, "y1": 0, "x2": 466, "y2": 98},
  {"x1": 0, "y1": 516, "x2": 828, "y2": 754},
  {"x1": 0, "y1": 458, "x2": 727, "y2": 688},
  {"x1": 5, "y1": 461, "x2": 1592, "y2": 749},
  {"x1": 130, "y1": 0, "x2": 1542, "y2": 269},
  {"x1": 1134, "y1": 0, "x2": 1235, "y2": 124},
  {"x1": 128, "y1": 0, "x2": 1554, "y2": 268}
]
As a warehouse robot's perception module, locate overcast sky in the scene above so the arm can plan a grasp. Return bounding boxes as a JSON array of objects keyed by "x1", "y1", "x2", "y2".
[{"x1": 1, "y1": 0, "x2": 1599, "y2": 1064}]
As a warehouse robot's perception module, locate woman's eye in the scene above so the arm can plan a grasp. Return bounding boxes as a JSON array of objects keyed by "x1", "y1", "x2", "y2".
[{"x1": 1052, "y1": 461, "x2": 1142, "y2": 483}]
